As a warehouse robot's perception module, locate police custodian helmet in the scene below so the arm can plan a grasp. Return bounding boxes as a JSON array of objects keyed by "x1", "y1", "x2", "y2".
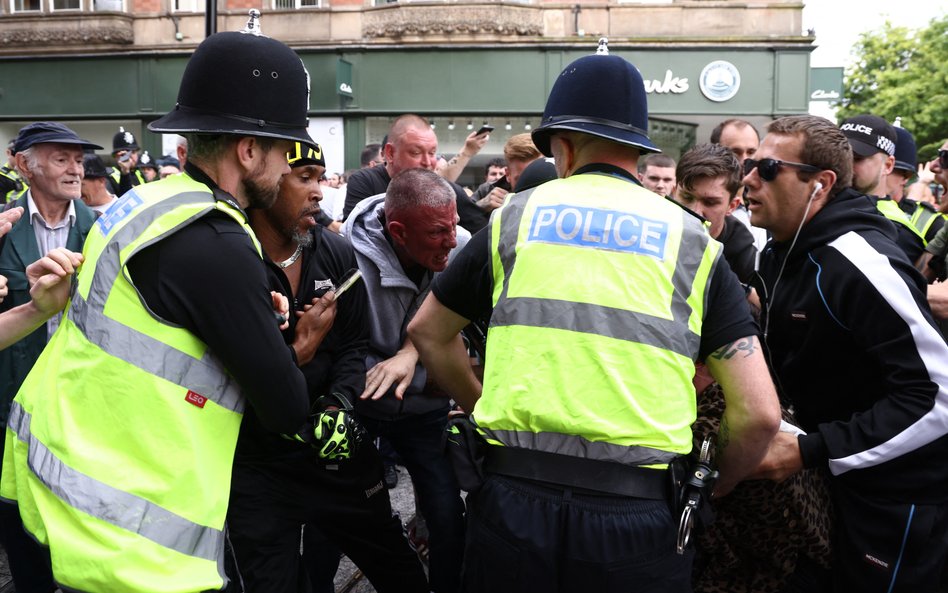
[
  {"x1": 149, "y1": 10, "x2": 316, "y2": 149},
  {"x1": 112, "y1": 126, "x2": 140, "y2": 153},
  {"x1": 531, "y1": 38, "x2": 660, "y2": 157}
]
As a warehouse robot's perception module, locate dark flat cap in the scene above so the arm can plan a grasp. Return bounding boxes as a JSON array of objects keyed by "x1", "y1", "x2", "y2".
[{"x1": 14, "y1": 122, "x2": 102, "y2": 154}]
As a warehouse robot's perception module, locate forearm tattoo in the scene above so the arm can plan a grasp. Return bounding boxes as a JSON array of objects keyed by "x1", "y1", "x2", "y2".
[
  {"x1": 717, "y1": 416, "x2": 731, "y2": 458},
  {"x1": 708, "y1": 337, "x2": 757, "y2": 361}
]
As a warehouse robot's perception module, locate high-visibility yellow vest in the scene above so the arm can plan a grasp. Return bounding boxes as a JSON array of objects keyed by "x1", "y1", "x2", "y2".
[
  {"x1": 110, "y1": 167, "x2": 147, "y2": 188},
  {"x1": 476, "y1": 173, "x2": 722, "y2": 467},
  {"x1": 1, "y1": 173, "x2": 261, "y2": 593},
  {"x1": 0, "y1": 167, "x2": 27, "y2": 203},
  {"x1": 907, "y1": 203, "x2": 946, "y2": 244},
  {"x1": 876, "y1": 197, "x2": 925, "y2": 244}
]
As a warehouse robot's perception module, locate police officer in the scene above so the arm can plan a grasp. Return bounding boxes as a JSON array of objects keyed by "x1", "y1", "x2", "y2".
[
  {"x1": 889, "y1": 124, "x2": 945, "y2": 245},
  {"x1": 108, "y1": 125, "x2": 146, "y2": 195},
  {"x1": 839, "y1": 114, "x2": 926, "y2": 263},
  {"x1": 138, "y1": 150, "x2": 159, "y2": 182},
  {"x1": 407, "y1": 41, "x2": 780, "y2": 592},
  {"x1": 1, "y1": 15, "x2": 332, "y2": 593},
  {"x1": 0, "y1": 140, "x2": 27, "y2": 203}
]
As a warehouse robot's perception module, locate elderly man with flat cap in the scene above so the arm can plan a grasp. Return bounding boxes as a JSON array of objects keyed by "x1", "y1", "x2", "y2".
[
  {"x1": 1, "y1": 16, "x2": 335, "y2": 593},
  {"x1": 407, "y1": 40, "x2": 780, "y2": 592},
  {"x1": 0, "y1": 120, "x2": 99, "y2": 593}
]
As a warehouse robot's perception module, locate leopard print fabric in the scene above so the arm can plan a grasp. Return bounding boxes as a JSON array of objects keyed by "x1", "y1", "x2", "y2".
[{"x1": 691, "y1": 382, "x2": 834, "y2": 593}]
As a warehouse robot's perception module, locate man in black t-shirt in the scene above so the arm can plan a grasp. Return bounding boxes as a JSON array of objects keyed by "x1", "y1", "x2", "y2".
[
  {"x1": 228, "y1": 142, "x2": 428, "y2": 593},
  {"x1": 341, "y1": 114, "x2": 489, "y2": 233}
]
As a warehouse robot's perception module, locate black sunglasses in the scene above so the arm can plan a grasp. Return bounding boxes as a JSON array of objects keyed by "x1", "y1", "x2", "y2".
[
  {"x1": 743, "y1": 158, "x2": 822, "y2": 182},
  {"x1": 939, "y1": 149, "x2": 948, "y2": 169}
]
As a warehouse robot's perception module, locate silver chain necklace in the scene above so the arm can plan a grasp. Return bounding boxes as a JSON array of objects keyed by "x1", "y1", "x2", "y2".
[{"x1": 277, "y1": 243, "x2": 303, "y2": 269}]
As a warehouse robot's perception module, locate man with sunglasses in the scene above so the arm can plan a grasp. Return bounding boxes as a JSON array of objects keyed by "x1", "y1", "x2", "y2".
[
  {"x1": 747, "y1": 115, "x2": 948, "y2": 592},
  {"x1": 839, "y1": 114, "x2": 926, "y2": 265}
]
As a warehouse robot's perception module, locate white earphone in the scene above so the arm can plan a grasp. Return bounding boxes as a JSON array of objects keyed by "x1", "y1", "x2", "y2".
[{"x1": 809, "y1": 182, "x2": 823, "y2": 200}]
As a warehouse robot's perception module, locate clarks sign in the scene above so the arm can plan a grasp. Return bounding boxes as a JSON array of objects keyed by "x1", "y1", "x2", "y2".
[
  {"x1": 644, "y1": 70, "x2": 689, "y2": 94},
  {"x1": 641, "y1": 61, "x2": 742, "y2": 102}
]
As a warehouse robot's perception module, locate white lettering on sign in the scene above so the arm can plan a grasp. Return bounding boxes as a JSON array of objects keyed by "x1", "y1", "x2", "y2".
[
  {"x1": 644, "y1": 70, "x2": 689, "y2": 94},
  {"x1": 810, "y1": 89, "x2": 840, "y2": 100}
]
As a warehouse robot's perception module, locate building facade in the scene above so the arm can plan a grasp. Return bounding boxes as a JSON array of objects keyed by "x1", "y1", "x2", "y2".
[{"x1": 0, "y1": 0, "x2": 813, "y2": 183}]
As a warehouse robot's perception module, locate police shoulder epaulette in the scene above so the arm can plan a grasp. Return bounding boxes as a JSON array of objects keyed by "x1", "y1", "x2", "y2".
[{"x1": 918, "y1": 200, "x2": 937, "y2": 213}]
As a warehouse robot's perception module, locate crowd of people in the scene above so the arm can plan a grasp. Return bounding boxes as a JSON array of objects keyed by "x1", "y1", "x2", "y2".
[{"x1": 0, "y1": 18, "x2": 946, "y2": 593}]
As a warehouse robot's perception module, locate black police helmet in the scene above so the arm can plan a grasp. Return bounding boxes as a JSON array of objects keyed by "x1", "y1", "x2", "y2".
[
  {"x1": 532, "y1": 46, "x2": 659, "y2": 157},
  {"x1": 112, "y1": 126, "x2": 140, "y2": 153},
  {"x1": 893, "y1": 126, "x2": 917, "y2": 174},
  {"x1": 149, "y1": 27, "x2": 316, "y2": 149},
  {"x1": 138, "y1": 151, "x2": 158, "y2": 171}
]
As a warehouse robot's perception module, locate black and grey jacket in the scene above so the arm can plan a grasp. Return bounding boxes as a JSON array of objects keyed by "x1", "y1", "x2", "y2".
[{"x1": 756, "y1": 187, "x2": 948, "y2": 502}]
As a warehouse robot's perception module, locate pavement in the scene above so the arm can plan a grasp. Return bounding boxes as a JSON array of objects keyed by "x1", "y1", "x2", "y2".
[
  {"x1": 0, "y1": 544, "x2": 11, "y2": 593},
  {"x1": 0, "y1": 465, "x2": 421, "y2": 593}
]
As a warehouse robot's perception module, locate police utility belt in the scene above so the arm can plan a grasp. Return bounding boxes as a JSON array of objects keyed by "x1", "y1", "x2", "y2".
[
  {"x1": 484, "y1": 445, "x2": 667, "y2": 500},
  {"x1": 444, "y1": 415, "x2": 718, "y2": 553}
]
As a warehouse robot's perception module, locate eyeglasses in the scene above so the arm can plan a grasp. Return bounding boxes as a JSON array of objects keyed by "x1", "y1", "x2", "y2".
[
  {"x1": 939, "y1": 149, "x2": 948, "y2": 169},
  {"x1": 743, "y1": 158, "x2": 822, "y2": 182}
]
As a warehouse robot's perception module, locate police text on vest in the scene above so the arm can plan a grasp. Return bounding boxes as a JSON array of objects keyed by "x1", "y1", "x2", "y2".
[{"x1": 529, "y1": 205, "x2": 668, "y2": 258}]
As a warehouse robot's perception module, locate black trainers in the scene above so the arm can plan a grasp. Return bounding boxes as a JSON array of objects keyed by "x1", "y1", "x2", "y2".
[{"x1": 383, "y1": 464, "x2": 399, "y2": 489}]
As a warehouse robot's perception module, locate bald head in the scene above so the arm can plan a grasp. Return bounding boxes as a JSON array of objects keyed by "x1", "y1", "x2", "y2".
[{"x1": 385, "y1": 115, "x2": 439, "y2": 176}]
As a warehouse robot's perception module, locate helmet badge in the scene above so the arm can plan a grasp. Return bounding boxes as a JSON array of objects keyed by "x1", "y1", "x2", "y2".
[
  {"x1": 596, "y1": 37, "x2": 609, "y2": 55},
  {"x1": 241, "y1": 9, "x2": 262, "y2": 36}
]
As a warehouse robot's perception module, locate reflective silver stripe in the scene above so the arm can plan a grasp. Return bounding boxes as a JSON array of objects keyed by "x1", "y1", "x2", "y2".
[
  {"x1": 494, "y1": 189, "x2": 532, "y2": 305},
  {"x1": 669, "y1": 208, "x2": 715, "y2": 332},
  {"x1": 71, "y1": 190, "x2": 246, "y2": 413},
  {"x1": 480, "y1": 426, "x2": 679, "y2": 466},
  {"x1": 69, "y1": 292, "x2": 245, "y2": 413},
  {"x1": 8, "y1": 398, "x2": 28, "y2": 444},
  {"x1": 8, "y1": 401, "x2": 226, "y2": 565},
  {"x1": 491, "y1": 183, "x2": 711, "y2": 358},
  {"x1": 491, "y1": 296, "x2": 699, "y2": 358}
]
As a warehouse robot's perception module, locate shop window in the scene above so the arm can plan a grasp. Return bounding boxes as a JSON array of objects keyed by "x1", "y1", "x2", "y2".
[
  {"x1": 173, "y1": 0, "x2": 204, "y2": 11},
  {"x1": 273, "y1": 0, "x2": 320, "y2": 8},
  {"x1": 11, "y1": 0, "x2": 41, "y2": 11}
]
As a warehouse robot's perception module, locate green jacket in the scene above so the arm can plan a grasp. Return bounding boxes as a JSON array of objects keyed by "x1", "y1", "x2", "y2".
[{"x1": 0, "y1": 194, "x2": 96, "y2": 428}]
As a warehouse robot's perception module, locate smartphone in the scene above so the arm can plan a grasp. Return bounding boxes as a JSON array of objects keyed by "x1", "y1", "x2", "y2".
[
  {"x1": 476, "y1": 125, "x2": 494, "y2": 136},
  {"x1": 333, "y1": 269, "x2": 363, "y2": 298}
]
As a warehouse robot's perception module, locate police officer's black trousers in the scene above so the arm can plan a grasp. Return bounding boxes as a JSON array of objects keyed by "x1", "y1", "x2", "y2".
[
  {"x1": 227, "y1": 445, "x2": 428, "y2": 593},
  {"x1": 462, "y1": 474, "x2": 693, "y2": 593},
  {"x1": 0, "y1": 435, "x2": 55, "y2": 593}
]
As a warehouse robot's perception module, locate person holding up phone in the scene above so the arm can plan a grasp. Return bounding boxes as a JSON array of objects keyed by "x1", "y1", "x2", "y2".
[
  {"x1": 108, "y1": 126, "x2": 147, "y2": 196},
  {"x1": 440, "y1": 125, "x2": 492, "y2": 184},
  {"x1": 469, "y1": 133, "x2": 544, "y2": 214}
]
